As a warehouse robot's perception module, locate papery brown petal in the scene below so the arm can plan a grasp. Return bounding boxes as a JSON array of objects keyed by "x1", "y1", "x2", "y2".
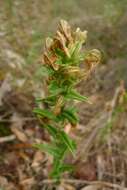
[
  {"x1": 49, "y1": 39, "x2": 61, "y2": 53},
  {"x1": 62, "y1": 66, "x2": 81, "y2": 78},
  {"x1": 75, "y1": 28, "x2": 87, "y2": 43},
  {"x1": 53, "y1": 96, "x2": 64, "y2": 115},
  {"x1": 45, "y1": 37, "x2": 53, "y2": 51},
  {"x1": 59, "y1": 20, "x2": 73, "y2": 43},
  {"x1": 43, "y1": 53, "x2": 59, "y2": 71},
  {"x1": 56, "y1": 31, "x2": 70, "y2": 58},
  {"x1": 43, "y1": 53, "x2": 51, "y2": 65},
  {"x1": 85, "y1": 49, "x2": 101, "y2": 71}
]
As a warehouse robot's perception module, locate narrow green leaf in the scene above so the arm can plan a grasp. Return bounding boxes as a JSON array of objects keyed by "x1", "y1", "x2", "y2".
[
  {"x1": 59, "y1": 131, "x2": 76, "y2": 155},
  {"x1": 33, "y1": 108, "x2": 56, "y2": 120},
  {"x1": 35, "y1": 97, "x2": 44, "y2": 102},
  {"x1": 51, "y1": 160, "x2": 73, "y2": 179},
  {"x1": 49, "y1": 81, "x2": 63, "y2": 96},
  {"x1": 35, "y1": 65, "x2": 54, "y2": 78},
  {"x1": 55, "y1": 48, "x2": 66, "y2": 58},
  {"x1": 43, "y1": 124, "x2": 58, "y2": 138},
  {"x1": 65, "y1": 90, "x2": 90, "y2": 102},
  {"x1": 62, "y1": 107, "x2": 78, "y2": 125},
  {"x1": 55, "y1": 58, "x2": 62, "y2": 65},
  {"x1": 57, "y1": 143, "x2": 67, "y2": 159},
  {"x1": 36, "y1": 95, "x2": 56, "y2": 105},
  {"x1": 50, "y1": 159, "x2": 61, "y2": 179},
  {"x1": 71, "y1": 42, "x2": 82, "y2": 57},
  {"x1": 34, "y1": 143, "x2": 60, "y2": 158},
  {"x1": 59, "y1": 164, "x2": 74, "y2": 173},
  {"x1": 62, "y1": 112, "x2": 77, "y2": 125}
]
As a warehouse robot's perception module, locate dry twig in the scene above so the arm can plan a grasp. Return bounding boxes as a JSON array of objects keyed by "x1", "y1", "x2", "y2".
[
  {"x1": 40, "y1": 179, "x2": 127, "y2": 190},
  {"x1": 0, "y1": 135, "x2": 16, "y2": 143}
]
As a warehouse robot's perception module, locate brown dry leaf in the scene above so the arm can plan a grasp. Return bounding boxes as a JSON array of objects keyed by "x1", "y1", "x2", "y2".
[
  {"x1": 64, "y1": 123, "x2": 72, "y2": 134},
  {"x1": 0, "y1": 176, "x2": 8, "y2": 188},
  {"x1": 19, "y1": 151, "x2": 30, "y2": 162},
  {"x1": 97, "y1": 154, "x2": 105, "y2": 180},
  {"x1": 81, "y1": 185, "x2": 101, "y2": 190},
  {"x1": 43, "y1": 52, "x2": 59, "y2": 71},
  {"x1": 57, "y1": 185, "x2": 65, "y2": 190},
  {"x1": 85, "y1": 49, "x2": 101, "y2": 72},
  {"x1": 0, "y1": 176, "x2": 17, "y2": 190},
  {"x1": 17, "y1": 165, "x2": 27, "y2": 182},
  {"x1": 75, "y1": 162, "x2": 96, "y2": 180},
  {"x1": 0, "y1": 73, "x2": 12, "y2": 106},
  {"x1": 20, "y1": 177, "x2": 35, "y2": 186},
  {"x1": 31, "y1": 150, "x2": 44, "y2": 169},
  {"x1": 45, "y1": 37, "x2": 53, "y2": 50},
  {"x1": 10, "y1": 113, "x2": 28, "y2": 142},
  {"x1": 62, "y1": 183, "x2": 75, "y2": 190},
  {"x1": 11, "y1": 125, "x2": 28, "y2": 142},
  {"x1": 56, "y1": 30, "x2": 70, "y2": 58},
  {"x1": 19, "y1": 178, "x2": 35, "y2": 190}
]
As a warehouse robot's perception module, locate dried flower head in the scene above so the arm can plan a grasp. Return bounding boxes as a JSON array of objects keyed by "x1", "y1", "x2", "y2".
[{"x1": 42, "y1": 20, "x2": 101, "y2": 81}]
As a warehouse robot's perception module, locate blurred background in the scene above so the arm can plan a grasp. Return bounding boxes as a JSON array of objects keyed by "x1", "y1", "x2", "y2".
[{"x1": 0, "y1": 0, "x2": 127, "y2": 189}]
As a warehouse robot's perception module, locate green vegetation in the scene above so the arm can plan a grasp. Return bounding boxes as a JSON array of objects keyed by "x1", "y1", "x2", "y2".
[{"x1": 33, "y1": 20, "x2": 101, "y2": 179}]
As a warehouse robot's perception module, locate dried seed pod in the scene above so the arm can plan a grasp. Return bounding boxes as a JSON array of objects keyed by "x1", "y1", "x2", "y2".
[
  {"x1": 53, "y1": 96, "x2": 64, "y2": 115},
  {"x1": 75, "y1": 28, "x2": 87, "y2": 43},
  {"x1": 55, "y1": 30, "x2": 70, "y2": 58},
  {"x1": 84, "y1": 49, "x2": 101, "y2": 71},
  {"x1": 43, "y1": 53, "x2": 59, "y2": 71},
  {"x1": 59, "y1": 19, "x2": 73, "y2": 43},
  {"x1": 62, "y1": 66, "x2": 81, "y2": 79},
  {"x1": 45, "y1": 37, "x2": 53, "y2": 51}
]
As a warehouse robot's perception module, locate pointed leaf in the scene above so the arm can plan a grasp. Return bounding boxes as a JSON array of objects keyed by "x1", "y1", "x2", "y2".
[
  {"x1": 66, "y1": 90, "x2": 90, "y2": 102},
  {"x1": 49, "y1": 81, "x2": 63, "y2": 96},
  {"x1": 34, "y1": 143, "x2": 60, "y2": 158},
  {"x1": 50, "y1": 159, "x2": 61, "y2": 179},
  {"x1": 36, "y1": 96, "x2": 56, "y2": 106},
  {"x1": 35, "y1": 65, "x2": 54, "y2": 78},
  {"x1": 62, "y1": 107, "x2": 78, "y2": 125},
  {"x1": 59, "y1": 164, "x2": 74, "y2": 173},
  {"x1": 33, "y1": 108, "x2": 56, "y2": 120},
  {"x1": 59, "y1": 131, "x2": 76, "y2": 155},
  {"x1": 43, "y1": 124, "x2": 58, "y2": 138}
]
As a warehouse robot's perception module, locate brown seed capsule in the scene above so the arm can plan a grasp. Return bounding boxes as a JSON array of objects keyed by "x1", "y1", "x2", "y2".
[
  {"x1": 53, "y1": 96, "x2": 64, "y2": 115},
  {"x1": 74, "y1": 28, "x2": 87, "y2": 44},
  {"x1": 43, "y1": 53, "x2": 59, "y2": 71},
  {"x1": 85, "y1": 49, "x2": 101, "y2": 71},
  {"x1": 45, "y1": 37, "x2": 53, "y2": 51},
  {"x1": 62, "y1": 66, "x2": 81, "y2": 78},
  {"x1": 59, "y1": 19, "x2": 73, "y2": 43},
  {"x1": 55, "y1": 30, "x2": 70, "y2": 58}
]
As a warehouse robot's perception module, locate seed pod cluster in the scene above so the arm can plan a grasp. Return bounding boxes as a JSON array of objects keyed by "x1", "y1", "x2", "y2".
[{"x1": 42, "y1": 20, "x2": 101, "y2": 82}]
